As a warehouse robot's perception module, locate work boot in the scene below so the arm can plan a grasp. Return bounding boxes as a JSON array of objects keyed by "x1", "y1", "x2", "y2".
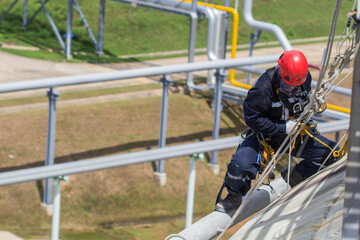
[{"x1": 215, "y1": 191, "x2": 242, "y2": 213}]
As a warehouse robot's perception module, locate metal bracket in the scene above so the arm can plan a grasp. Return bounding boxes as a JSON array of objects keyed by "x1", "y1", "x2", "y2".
[
  {"x1": 190, "y1": 153, "x2": 205, "y2": 162},
  {"x1": 160, "y1": 74, "x2": 174, "y2": 85},
  {"x1": 214, "y1": 71, "x2": 226, "y2": 82},
  {"x1": 55, "y1": 175, "x2": 69, "y2": 182}
]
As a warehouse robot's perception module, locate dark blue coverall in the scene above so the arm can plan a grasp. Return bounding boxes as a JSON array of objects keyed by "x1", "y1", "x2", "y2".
[{"x1": 224, "y1": 66, "x2": 339, "y2": 195}]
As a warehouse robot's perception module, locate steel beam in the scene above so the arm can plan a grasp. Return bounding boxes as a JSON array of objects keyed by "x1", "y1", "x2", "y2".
[
  {"x1": 43, "y1": 88, "x2": 59, "y2": 206},
  {"x1": 24, "y1": 0, "x2": 50, "y2": 27},
  {"x1": 0, "y1": 0, "x2": 20, "y2": 23},
  {"x1": 73, "y1": 0, "x2": 97, "y2": 46},
  {"x1": 97, "y1": 0, "x2": 106, "y2": 55},
  {"x1": 38, "y1": 0, "x2": 65, "y2": 51},
  {"x1": 210, "y1": 70, "x2": 224, "y2": 171},
  {"x1": 66, "y1": 0, "x2": 73, "y2": 59},
  {"x1": 156, "y1": 75, "x2": 172, "y2": 176},
  {"x1": 342, "y1": 18, "x2": 360, "y2": 240},
  {"x1": 23, "y1": 0, "x2": 27, "y2": 27}
]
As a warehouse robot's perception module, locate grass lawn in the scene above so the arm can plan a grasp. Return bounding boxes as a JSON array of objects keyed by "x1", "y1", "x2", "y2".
[{"x1": 0, "y1": 0, "x2": 355, "y2": 61}]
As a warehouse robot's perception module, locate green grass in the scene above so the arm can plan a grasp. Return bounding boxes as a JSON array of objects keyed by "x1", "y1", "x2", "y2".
[{"x1": 0, "y1": 0, "x2": 356, "y2": 61}]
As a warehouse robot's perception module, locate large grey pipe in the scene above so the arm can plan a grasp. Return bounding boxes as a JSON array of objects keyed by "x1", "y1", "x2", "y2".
[
  {"x1": 156, "y1": 0, "x2": 218, "y2": 61},
  {"x1": 168, "y1": 178, "x2": 290, "y2": 240},
  {"x1": 157, "y1": 0, "x2": 218, "y2": 90},
  {"x1": 243, "y1": 0, "x2": 292, "y2": 51}
]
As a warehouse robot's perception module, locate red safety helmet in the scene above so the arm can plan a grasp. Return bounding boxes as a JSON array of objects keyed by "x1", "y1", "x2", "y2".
[{"x1": 278, "y1": 50, "x2": 308, "y2": 86}]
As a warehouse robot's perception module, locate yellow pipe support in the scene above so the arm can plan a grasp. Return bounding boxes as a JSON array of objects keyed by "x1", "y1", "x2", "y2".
[
  {"x1": 182, "y1": 0, "x2": 240, "y2": 86},
  {"x1": 327, "y1": 104, "x2": 351, "y2": 114}
]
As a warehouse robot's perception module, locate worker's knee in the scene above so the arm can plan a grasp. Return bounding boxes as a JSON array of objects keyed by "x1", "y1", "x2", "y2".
[{"x1": 225, "y1": 159, "x2": 258, "y2": 195}]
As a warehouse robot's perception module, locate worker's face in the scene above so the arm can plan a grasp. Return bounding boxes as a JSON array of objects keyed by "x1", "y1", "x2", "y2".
[{"x1": 279, "y1": 79, "x2": 299, "y2": 97}]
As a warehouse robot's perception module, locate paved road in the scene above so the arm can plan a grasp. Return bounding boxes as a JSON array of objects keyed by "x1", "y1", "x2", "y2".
[{"x1": 0, "y1": 231, "x2": 24, "y2": 240}]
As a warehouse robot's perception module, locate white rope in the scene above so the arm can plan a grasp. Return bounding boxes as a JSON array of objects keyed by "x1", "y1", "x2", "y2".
[
  {"x1": 287, "y1": 136, "x2": 292, "y2": 192},
  {"x1": 323, "y1": 70, "x2": 352, "y2": 97},
  {"x1": 318, "y1": 7, "x2": 359, "y2": 103}
]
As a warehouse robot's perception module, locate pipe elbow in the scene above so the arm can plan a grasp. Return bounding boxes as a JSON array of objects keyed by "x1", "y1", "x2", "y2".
[
  {"x1": 189, "y1": 10, "x2": 198, "y2": 19},
  {"x1": 243, "y1": 0, "x2": 292, "y2": 51}
]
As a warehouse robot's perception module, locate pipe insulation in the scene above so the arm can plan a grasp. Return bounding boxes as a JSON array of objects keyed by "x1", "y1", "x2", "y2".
[{"x1": 170, "y1": 178, "x2": 290, "y2": 240}]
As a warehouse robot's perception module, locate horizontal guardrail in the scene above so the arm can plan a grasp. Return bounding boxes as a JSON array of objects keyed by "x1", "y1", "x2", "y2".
[
  {"x1": 0, "y1": 118, "x2": 349, "y2": 186},
  {"x1": 0, "y1": 136, "x2": 241, "y2": 186},
  {"x1": 0, "y1": 54, "x2": 280, "y2": 93}
]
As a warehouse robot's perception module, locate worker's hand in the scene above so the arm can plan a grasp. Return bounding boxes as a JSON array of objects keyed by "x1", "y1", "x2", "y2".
[{"x1": 285, "y1": 120, "x2": 298, "y2": 135}]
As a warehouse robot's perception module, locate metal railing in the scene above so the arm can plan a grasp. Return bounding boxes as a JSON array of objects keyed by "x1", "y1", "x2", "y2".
[
  {"x1": 0, "y1": 55, "x2": 351, "y2": 240},
  {"x1": 0, "y1": 55, "x2": 279, "y2": 205}
]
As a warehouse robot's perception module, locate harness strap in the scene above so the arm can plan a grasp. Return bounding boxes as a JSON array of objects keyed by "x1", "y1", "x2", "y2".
[
  {"x1": 333, "y1": 138, "x2": 348, "y2": 159},
  {"x1": 299, "y1": 122, "x2": 347, "y2": 160}
]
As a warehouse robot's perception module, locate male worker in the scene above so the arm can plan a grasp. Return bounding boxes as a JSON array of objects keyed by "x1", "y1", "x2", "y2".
[{"x1": 215, "y1": 50, "x2": 338, "y2": 212}]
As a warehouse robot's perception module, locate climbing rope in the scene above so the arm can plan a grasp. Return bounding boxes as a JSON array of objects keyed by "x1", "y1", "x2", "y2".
[
  {"x1": 216, "y1": 0, "x2": 354, "y2": 238},
  {"x1": 318, "y1": 8, "x2": 359, "y2": 105}
]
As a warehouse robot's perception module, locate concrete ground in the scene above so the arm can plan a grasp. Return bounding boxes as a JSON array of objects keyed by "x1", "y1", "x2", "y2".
[{"x1": 0, "y1": 231, "x2": 24, "y2": 240}]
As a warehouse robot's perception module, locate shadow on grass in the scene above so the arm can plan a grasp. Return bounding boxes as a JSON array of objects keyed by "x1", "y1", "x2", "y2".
[{"x1": 0, "y1": 127, "x2": 241, "y2": 173}]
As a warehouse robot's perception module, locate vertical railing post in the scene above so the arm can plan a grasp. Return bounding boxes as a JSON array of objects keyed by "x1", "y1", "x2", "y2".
[
  {"x1": 97, "y1": 0, "x2": 106, "y2": 56},
  {"x1": 51, "y1": 175, "x2": 69, "y2": 240},
  {"x1": 209, "y1": 70, "x2": 224, "y2": 175},
  {"x1": 247, "y1": 30, "x2": 261, "y2": 84},
  {"x1": 185, "y1": 153, "x2": 204, "y2": 228},
  {"x1": 186, "y1": 0, "x2": 198, "y2": 89},
  {"x1": 43, "y1": 88, "x2": 59, "y2": 206},
  {"x1": 66, "y1": 0, "x2": 73, "y2": 60},
  {"x1": 222, "y1": 0, "x2": 229, "y2": 60},
  {"x1": 154, "y1": 75, "x2": 172, "y2": 187}
]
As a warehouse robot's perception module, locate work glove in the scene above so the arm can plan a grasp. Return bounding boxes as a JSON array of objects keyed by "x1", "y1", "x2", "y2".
[{"x1": 285, "y1": 120, "x2": 298, "y2": 135}]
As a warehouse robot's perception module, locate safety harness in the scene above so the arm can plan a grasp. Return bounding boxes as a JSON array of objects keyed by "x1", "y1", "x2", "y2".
[{"x1": 257, "y1": 120, "x2": 347, "y2": 174}]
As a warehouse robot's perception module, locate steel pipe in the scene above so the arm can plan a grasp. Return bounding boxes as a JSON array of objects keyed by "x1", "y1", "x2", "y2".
[
  {"x1": 0, "y1": 54, "x2": 280, "y2": 93},
  {"x1": 0, "y1": 136, "x2": 241, "y2": 186},
  {"x1": 243, "y1": 0, "x2": 292, "y2": 51}
]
